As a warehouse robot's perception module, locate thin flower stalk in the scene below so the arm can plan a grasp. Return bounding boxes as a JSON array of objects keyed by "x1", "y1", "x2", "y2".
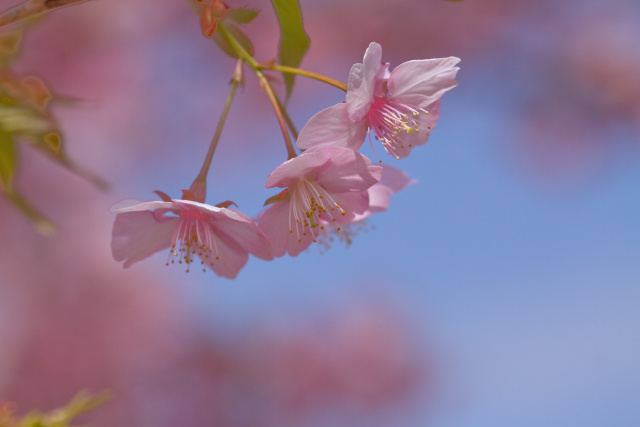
[
  {"x1": 0, "y1": 0, "x2": 91, "y2": 29},
  {"x1": 264, "y1": 64, "x2": 347, "y2": 92},
  {"x1": 190, "y1": 58, "x2": 243, "y2": 202},
  {"x1": 218, "y1": 22, "x2": 297, "y2": 159}
]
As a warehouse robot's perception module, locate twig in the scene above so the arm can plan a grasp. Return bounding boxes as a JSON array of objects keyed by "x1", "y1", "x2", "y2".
[{"x1": 0, "y1": 0, "x2": 90, "y2": 29}]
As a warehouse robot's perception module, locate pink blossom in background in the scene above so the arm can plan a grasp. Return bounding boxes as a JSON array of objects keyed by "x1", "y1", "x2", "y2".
[
  {"x1": 302, "y1": 0, "x2": 526, "y2": 61},
  {"x1": 258, "y1": 146, "x2": 382, "y2": 257},
  {"x1": 297, "y1": 42, "x2": 459, "y2": 159},
  {"x1": 511, "y1": 5, "x2": 640, "y2": 186},
  {"x1": 111, "y1": 198, "x2": 273, "y2": 278},
  {"x1": 132, "y1": 302, "x2": 425, "y2": 427}
]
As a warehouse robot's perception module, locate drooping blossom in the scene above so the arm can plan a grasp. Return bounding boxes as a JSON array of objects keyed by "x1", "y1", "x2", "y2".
[
  {"x1": 111, "y1": 197, "x2": 273, "y2": 278},
  {"x1": 258, "y1": 146, "x2": 382, "y2": 257},
  {"x1": 297, "y1": 42, "x2": 460, "y2": 159}
]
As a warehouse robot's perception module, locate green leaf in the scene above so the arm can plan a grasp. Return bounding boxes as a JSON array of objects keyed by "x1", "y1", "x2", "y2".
[
  {"x1": 213, "y1": 22, "x2": 254, "y2": 58},
  {"x1": 226, "y1": 7, "x2": 259, "y2": 25},
  {"x1": 0, "y1": 130, "x2": 15, "y2": 187},
  {"x1": 270, "y1": 0, "x2": 310, "y2": 99}
]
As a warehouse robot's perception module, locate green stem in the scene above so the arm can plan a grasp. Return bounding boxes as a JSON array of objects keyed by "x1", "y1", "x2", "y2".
[
  {"x1": 266, "y1": 64, "x2": 348, "y2": 92},
  {"x1": 275, "y1": 95, "x2": 298, "y2": 140},
  {"x1": 261, "y1": 77, "x2": 296, "y2": 159},
  {"x1": 218, "y1": 23, "x2": 297, "y2": 159},
  {"x1": 190, "y1": 58, "x2": 242, "y2": 201}
]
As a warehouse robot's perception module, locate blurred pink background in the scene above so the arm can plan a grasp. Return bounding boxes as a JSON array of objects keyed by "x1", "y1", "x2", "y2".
[{"x1": 1, "y1": 0, "x2": 639, "y2": 425}]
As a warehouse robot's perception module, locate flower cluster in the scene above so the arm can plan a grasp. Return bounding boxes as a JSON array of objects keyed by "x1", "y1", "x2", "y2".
[
  {"x1": 258, "y1": 42, "x2": 459, "y2": 257},
  {"x1": 110, "y1": 42, "x2": 459, "y2": 278}
]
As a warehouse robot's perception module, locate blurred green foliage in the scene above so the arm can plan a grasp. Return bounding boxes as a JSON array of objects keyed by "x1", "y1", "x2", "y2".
[
  {"x1": 270, "y1": 0, "x2": 310, "y2": 99},
  {"x1": 0, "y1": 20, "x2": 105, "y2": 234},
  {"x1": 0, "y1": 390, "x2": 110, "y2": 427}
]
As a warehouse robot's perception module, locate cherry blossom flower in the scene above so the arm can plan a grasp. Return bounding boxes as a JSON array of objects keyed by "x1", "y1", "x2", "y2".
[
  {"x1": 258, "y1": 146, "x2": 382, "y2": 257},
  {"x1": 111, "y1": 198, "x2": 273, "y2": 278},
  {"x1": 297, "y1": 42, "x2": 460, "y2": 159}
]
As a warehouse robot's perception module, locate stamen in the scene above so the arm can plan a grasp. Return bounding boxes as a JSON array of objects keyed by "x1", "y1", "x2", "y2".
[
  {"x1": 368, "y1": 131, "x2": 382, "y2": 163},
  {"x1": 288, "y1": 178, "x2": 346, "y2": 243},
  {"x1": 367, "y1": 98, "x2": 428, "y2": 158},
  {"x1": 165, "y1": 210, "x2": 219, "y2": 273}
]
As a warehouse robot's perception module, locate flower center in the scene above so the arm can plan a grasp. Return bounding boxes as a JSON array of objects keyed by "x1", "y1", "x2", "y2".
[
  {"x1": 166, "y1": 210, "x2": 219, "y2": 273},
  {"x1": 368, "y1": 98, "x2": 430, "y2": 158},
  {"x1": 289, "y1": 178, "x2": 346, "y2": 243}
]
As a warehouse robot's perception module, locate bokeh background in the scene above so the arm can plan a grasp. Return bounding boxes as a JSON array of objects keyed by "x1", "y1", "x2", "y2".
[{"x1": 1, "y1": 0, "x2": 639, "y2": 425}]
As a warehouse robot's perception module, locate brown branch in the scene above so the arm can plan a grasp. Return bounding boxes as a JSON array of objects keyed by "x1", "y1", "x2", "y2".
[{"x1": 0, "y1": 0, "x2": 90, "y2": 29}]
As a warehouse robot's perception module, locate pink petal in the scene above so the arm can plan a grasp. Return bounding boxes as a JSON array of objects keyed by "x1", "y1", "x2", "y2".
[
  {"x1": 378, "y1": 164, "x2": 418, "y2": 193},
  {"x1": 346, "y1": 42, "x2": 384, "y2": 122},
  {"x1": 329, "y1": 190, "x2": 371, "y2": 221},
  {"x1": 388, "y1": 57, "x2": 460, "y2": 108},
  {"x1": 352, "y1": 186, "x2": 394, "y2": 222},
  {"x1": 352, "y1": 165, "x2": 416, "y2": 221},
  {"x1": 111, "y1": 211, "x2": 178, "y2": 267},
  {"x1": 314, "y1": 147, "x2": 382, "y2": 192},
  {"x1": 210, "y1": 208, "x2": 274, "y2": 261},
  {"x1": 257, "y1": 201, "x2": 315, "y2": 257},
  {"x1": 388, "y1": 100, "x2": 441, "y2": 159},
  {"x1": 265, "y1": 149, "x2": 332, "y2": 189},
  {"x1": 368, "y1": 165, "x2": 416, "y2": 213},
  {"x1": 296, "y1": 103, "x2": 369, "y2": 151},
  {"x1": 204, "y1": 232, "x2": 250, "y2": 279},
  {"x1": 362, "y1": 42, "x2": 383, "y2": 76}
]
